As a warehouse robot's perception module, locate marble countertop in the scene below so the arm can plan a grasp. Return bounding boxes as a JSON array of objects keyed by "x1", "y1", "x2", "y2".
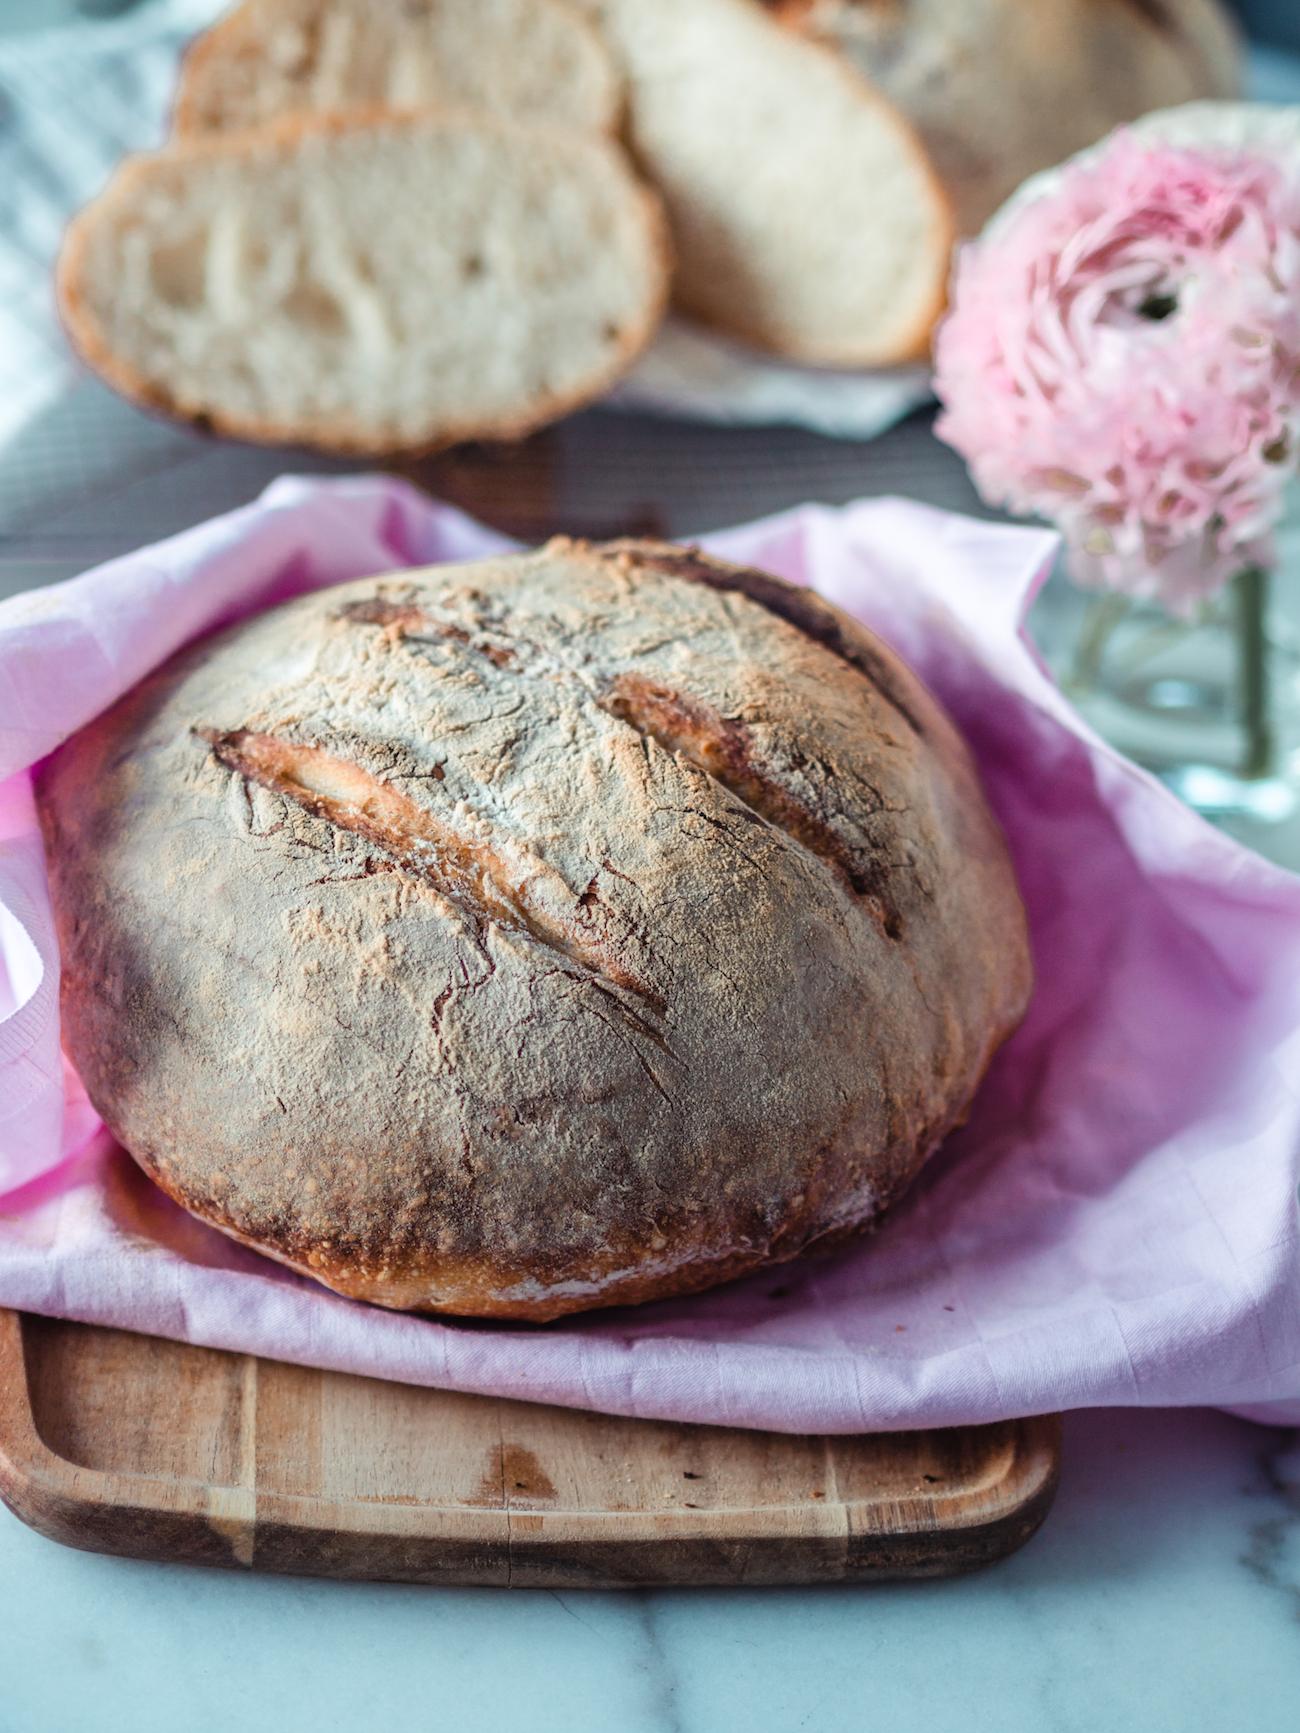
[{"x1": 0, "y1": 1405, "x2": 1296, "y2": 1731}]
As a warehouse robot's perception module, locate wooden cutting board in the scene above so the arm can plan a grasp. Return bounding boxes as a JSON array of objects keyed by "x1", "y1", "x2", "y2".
[{"x1": 0, "y1": 1310, "x2": 1059, "y2": 1587}]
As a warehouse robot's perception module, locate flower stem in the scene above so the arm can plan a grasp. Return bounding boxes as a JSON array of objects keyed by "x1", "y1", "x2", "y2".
[{"x1": 1236, "y1": 565, "x2": 1274, "y2": 782}]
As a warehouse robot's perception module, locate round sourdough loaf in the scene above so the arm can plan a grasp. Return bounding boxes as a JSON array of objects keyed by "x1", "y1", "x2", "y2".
[
  {"x1": 37, "y1": 540, "x2": 1032, "y2": 1320},
  {"x1": 775, "y1": 0, "x2": 1241, "y2": 237}
]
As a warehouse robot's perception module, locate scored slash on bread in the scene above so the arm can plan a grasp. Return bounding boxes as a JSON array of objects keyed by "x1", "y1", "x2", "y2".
[
  {"x1": 56, "y1": 109, "x2": 671, "y2": 456},
  {"x1": 197, "y1": 722, "x2": 664, "y2": 1006},
  {"x1": 173, "y1": 0, "x2": 621, "y2": 137},
  {"x1": 570, "y1": 0, "x2": 954, "y2": 367}
]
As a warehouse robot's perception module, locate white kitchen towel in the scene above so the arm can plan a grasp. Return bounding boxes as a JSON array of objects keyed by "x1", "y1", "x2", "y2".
[
  {"x1": 0, "y1": 0, "x2": 218, "y2": 448},
  {"x1": 0, "y1": 0, "x2": 933, "y2": 449}
]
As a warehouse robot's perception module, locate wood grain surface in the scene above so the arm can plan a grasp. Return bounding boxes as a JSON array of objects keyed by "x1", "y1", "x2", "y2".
[{"x1": 0, "y1": 1310, "x2": 1060, "y2": 1587}]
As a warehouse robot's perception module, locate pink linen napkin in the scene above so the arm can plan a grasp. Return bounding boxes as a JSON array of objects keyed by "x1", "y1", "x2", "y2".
[{"x1": 2, "y1": 474, "x2": 1297, "y2": 1432}]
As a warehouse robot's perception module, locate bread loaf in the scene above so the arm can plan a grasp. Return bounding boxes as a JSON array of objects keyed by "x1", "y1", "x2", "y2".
[
  {"x1": 57, "y1": 112, "x2": 669, "y2": 455},
  {"x1": 38, "y1": 540, "x2": 1032, "y2": 1321},
  {"x1": 174, "y1": 0, "x2": 620, "y2": 138},
  {"x1": 573, "y1": 0, "x2": 953, "y2": 366},
  {"x1": 775, "y1": 0, "x2": 1242, "y2": 234}
]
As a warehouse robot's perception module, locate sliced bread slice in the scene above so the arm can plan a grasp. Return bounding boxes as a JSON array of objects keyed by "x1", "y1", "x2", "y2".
[
  {"x1": 174, "y1": 0, "x2": 620, "y2": 137},
  {"x1": 573, "y1": 0, "x2": 952, "y2": 367},
  {"x1": 58, "y1": 111, "x2": 670, "y2": 455}
]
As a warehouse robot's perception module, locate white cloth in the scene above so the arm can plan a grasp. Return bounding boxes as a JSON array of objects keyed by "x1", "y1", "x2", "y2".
[{"x1": 0, "y1": 0, "x2": 218, "y2": 447}]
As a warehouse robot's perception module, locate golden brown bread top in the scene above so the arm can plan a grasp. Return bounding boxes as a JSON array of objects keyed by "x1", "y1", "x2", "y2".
[{"x1": 37, "y1": 539, "x2": 1032, "y2": 1318}]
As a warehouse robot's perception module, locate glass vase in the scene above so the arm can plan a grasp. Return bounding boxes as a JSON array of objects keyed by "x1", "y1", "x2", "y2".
[{"x1": 1041, "y1": 563, "x2": 1300, "y2": 860}]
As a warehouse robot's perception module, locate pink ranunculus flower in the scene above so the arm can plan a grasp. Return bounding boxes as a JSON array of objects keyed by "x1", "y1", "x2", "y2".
[{"x1": 934, "y1": 131, "x2": 1300, "y2": 613}]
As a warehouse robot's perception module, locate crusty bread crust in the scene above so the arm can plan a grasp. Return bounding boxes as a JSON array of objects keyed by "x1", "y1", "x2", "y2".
[
  {"x1": 39, "y1": 539, "x2": 1031, "y2": 1321},
  {"x1": 173, "y1": 0, "x2": 622, "y2": 137},
  {"x1": 56, "y1": 109, "x2": 671, "y2": 458},
  {"x1": 131, "y1": 1087, "x2": 989, "y2": 1321}
]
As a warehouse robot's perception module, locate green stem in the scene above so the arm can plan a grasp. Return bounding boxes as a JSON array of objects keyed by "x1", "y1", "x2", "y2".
[{"x1": 1236, "y1": 565, "x2": 1274, "y2": 782}]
